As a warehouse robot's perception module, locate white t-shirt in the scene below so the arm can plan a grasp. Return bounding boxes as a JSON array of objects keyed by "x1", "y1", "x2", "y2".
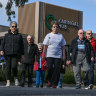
[{"x1": 43, "y1": 32, "x2": 66, "y2": 58}]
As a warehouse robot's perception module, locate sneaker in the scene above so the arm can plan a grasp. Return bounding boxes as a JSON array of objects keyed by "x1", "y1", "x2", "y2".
[
  {"x1": 57, "y1": 85, "x2": 62, "y2": 88},
  {"x1": 40, "y1": 85, "x2": 43, "y2": 88},
  {"x1": 75, "y1": 85, "x2": 81, "y2": 89},
  {"x1": 46, "y1": 81, "x2": 51, "y2": 87},
  {"x1": 36, "y1": 84, "x2": 39, "y2": 88},
  {"x1": 15, "y1": 79, "x2": 19, "y2": 86},
  {"x1": 19, "y1": 83, "x2": 24, "y2": 87},
  {"x1": 85, "y1": 84, "x2": 93, "y2": 90},
  {"x1": 6, "y1": 82, "x2": 10, "y2": 87},
  {"x1": 28, "y1": 84, "x2": 33, "y2": 87},
  {"x1": 59, "y1": 85, "x2": 62, "y2": 88},
  {"x1": 52, "y1": 85, "x2": 57, "y2": 88},
  {"x1": 90, "y1": 84, "x2": 93, "y2": 89}
]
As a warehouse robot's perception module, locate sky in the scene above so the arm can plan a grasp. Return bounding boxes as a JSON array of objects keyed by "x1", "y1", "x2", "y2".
[{"x1": 0, "y1": 0, "x2": 96, "y2": 33}]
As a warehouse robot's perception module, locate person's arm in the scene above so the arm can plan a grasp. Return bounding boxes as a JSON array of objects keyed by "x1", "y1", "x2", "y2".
[
  {"x1": 90, "y1": 43, "x2": 95, "y2": 61},
  {"x1": 42, "y1": 33, "x2": 49, "y2": 60},
  {"x1": 35, "y1": 45, "x2": 40, "y2": 63},
  {"x1": 42, "y1": 45, "x2": 48, "y2": 60},
  {"x1": 20, "y1": 34, "x2": 24, "y2": 55},
  {"x1": 0, "y1": 35, "x2": 6, "y2": 56},
  {"x1": 19, "y1": 34, "x2": 24, "y2": 62},
  {"x1": 66, "y1": 40, "x2": 74, "y2": 65},
  {"x1": 62, "y1": 46, "x2": 66, "y2": 61}
]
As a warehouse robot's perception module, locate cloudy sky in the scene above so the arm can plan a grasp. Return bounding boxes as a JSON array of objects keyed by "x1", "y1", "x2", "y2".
[{"x1": 0, "y1": 0, "x2": 96, "y2": 33}]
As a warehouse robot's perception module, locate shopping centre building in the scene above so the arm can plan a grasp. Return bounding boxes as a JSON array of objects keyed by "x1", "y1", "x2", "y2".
[{"x1": 18, "y1": 1, "x2": 83, "y2": 45}]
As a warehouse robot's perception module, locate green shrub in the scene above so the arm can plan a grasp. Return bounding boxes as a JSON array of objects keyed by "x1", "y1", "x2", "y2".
[
  {"x1": 63, "y1": 65, "x2": 75, "y2": 84},
  {"x1": 1, "y1": 64, "x2": 96, "y2": 86}
]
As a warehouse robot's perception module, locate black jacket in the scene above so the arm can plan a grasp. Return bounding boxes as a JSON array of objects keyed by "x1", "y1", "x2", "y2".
[
  {"x1": 68, "y1": 37, "x2": 95, "y2": 65},
  {"x1": 23, "y1": 41, "x2": 40, "y2": 64},
  {"x1": 1, "y1": 29, "x2": 24, "y2": 56}
]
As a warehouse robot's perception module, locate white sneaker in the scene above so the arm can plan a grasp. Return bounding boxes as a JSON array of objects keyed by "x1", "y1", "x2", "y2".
[
  {"x1": 85, "y1": 84, "x2": 93, "y2": 89},
  {"x1": 6, "y1": 82, "x2": 10, "y2": 87},
  {"x1": 15, "y1": 79, "x2": 19, "y2": 86},
  {"x1": 89, "y1": 84, "x2": 93, "y2": 89}
]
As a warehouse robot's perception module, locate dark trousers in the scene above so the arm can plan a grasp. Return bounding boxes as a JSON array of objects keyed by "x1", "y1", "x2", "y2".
[
  {"x1": 89, "y1": 61, "x2": 94, "y2": 85},
  {"x1": 47, "y1": 57, "x2": 61, "y2": 86},
  {"x1": 5, "y1": 55, "x2": 18, "y2": 80},
  {"x1": 20, "y1": 63, "x2": 33, "y2": 85}
]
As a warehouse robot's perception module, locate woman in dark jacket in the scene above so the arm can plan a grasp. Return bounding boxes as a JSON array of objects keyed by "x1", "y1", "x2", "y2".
[{"x1": 0, "y1": 21, "x2": 24, "y2": 87}]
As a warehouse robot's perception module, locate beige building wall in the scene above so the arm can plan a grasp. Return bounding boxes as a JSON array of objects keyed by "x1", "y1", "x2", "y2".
[{"x1": 18, "y1": 3, "x2": 35, "y2": 35}]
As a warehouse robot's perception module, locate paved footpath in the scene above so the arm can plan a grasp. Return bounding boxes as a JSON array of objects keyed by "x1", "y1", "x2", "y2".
[{"x1": 0, "y1": 85, "x2": 96, "y2": 96}]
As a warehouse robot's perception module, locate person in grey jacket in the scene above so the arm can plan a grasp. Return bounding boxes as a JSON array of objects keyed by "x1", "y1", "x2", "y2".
[{"x1": 0, "y1": 21, "x2": 24, "y2": 87}]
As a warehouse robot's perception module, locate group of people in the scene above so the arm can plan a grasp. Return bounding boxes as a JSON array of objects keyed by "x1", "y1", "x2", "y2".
[
  {"x1": 67, "y1": 29, "x2": 96, "y2": 89},
  {"x1": 0, "y1": 20, "x2": 96, "y2": 89}
]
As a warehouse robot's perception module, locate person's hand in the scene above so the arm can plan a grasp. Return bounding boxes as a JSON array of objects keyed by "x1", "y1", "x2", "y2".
[
  {"x1": 0, "y1": 51, "x2": 4, "y2": 56},
  {"x1": 43, "y1": 64, "x2": 47, "y2": 67},
  {"x1": 66, "y1": 60, "x2": 71, "y2": 65},
  {"x1": 91, "y1": 57, "x2": 94, "y2": 61},
  {"x1": 62, "y1": 65, "x2": 65, "y2": 69},
  {"x1": 18, "y1": 61, "x2": 21, "y2": 65}
]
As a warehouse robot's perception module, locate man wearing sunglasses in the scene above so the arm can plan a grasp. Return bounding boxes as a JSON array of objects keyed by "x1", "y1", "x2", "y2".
[
  {"x1": 85, "y1": 30, "x2": 96, "y2": 89},
  {"x1": 0, "y1": 21, "x2": 24, "y2": 87},
  {"x1": 67, "y1": 29, "x2": 95, "y2": 89}
]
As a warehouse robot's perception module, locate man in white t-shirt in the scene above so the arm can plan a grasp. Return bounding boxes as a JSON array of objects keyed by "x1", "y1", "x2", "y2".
[{"x1": 42, "y1": 21, "x2": 66, "y2": 88}]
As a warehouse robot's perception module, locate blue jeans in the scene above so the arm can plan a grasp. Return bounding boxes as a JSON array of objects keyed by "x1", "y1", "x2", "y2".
[
  {"x1": 57, "y1": 73, "x2": 63, "y2": 87},
  {"x1": 36, "y1": 69, "x2": 45, "y2": 86},
  {"x1": 89, "y1": 61, "x2": 94, "y2": 85}
]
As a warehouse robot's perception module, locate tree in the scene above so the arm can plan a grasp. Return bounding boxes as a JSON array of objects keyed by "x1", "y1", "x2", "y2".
[
  {"x1": 0, "y1": 2, "x2": 3, "y2": 8},
  {"x1": 0, "y1": 0, "x2": 29, "y2": 21}
]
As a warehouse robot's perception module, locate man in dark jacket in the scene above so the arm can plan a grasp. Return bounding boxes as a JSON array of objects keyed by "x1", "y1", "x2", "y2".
[
  {"x1": 0, "y1": 21, "x2": 24, "y2": 87},
  {"x1": 19, "y1": 35, "x2": 40, "y2": 87},
  {"x1": 67, "y1": 29, "x2": 95, "y2": 89},
  {"x1": 85, "y1": 30, "x2": 96, "y2": 89}
]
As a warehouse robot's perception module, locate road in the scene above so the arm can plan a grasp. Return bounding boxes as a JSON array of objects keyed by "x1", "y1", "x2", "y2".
[{"x1": 0, "y1": 85, "x2": 96, "y2": 96}]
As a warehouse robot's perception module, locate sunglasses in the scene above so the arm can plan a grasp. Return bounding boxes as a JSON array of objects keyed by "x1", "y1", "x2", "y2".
[
  {"x1": 52, "y1": 26, "x2": 58, "y2": 28},
  {"x1": 79, "y1": 33, "x2": 84, "y2": 34},
  {"x1": 11, "y1": 26, "x2": 17, "y2": 28},
  {"x1": 87, "y1": 33, "x2": 92, "y2": 35}
]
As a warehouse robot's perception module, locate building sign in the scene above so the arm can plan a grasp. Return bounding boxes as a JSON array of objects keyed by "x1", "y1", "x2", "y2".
[
  {"x1": 58, "y1": 19, "x2": 79, "y2": 29},
  {"x1": 45, "y1": 14, "x2": 79, "y2": 30},
  {"x1": 45, "y1": 14, "x2": 56, "y2": 30}
]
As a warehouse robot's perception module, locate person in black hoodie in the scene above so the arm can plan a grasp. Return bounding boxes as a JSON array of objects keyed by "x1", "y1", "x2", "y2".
[
  {"x1": 0, "y1": 21, "x2": 24, "y2": 87},
  {"x1": 19, "y1": 35, "x2": 40, "y2": 87}
]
